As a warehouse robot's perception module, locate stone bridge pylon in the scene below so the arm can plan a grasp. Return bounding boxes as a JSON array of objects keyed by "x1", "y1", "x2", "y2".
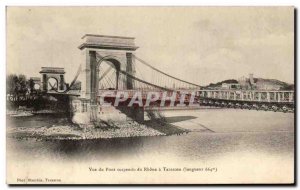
[
  {"x1": 78, "y1": 34, "x2": 139, "y2": 102},
  {"x1": 40, "y1": 67, "x2": 66, "y2": 92}
]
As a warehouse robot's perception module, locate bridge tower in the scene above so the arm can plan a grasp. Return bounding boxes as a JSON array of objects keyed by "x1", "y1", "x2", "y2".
[
  {"x1": 40, "y1": 67, "x2": 66, "y2": 92},
  {"x1": 77, "y1": 34, "x2": 139, "y2": 122},
  {"x1": 78, "y1": 34, "x2": 138, "y2": 101}
]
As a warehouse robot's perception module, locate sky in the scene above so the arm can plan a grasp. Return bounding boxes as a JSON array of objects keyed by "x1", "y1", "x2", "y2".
[{"x1": 6, "y1": 7, "x2": 294, "y2": 85}]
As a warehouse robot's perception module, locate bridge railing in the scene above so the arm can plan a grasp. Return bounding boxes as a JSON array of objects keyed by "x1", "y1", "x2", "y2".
[{"x1": 199, "y1": 90, "x2": 294, "y2": 103}]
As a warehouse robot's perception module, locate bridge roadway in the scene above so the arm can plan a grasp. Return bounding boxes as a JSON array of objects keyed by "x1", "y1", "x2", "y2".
[
  {"x1": 25, "y1": 89, "x2": 294, "y2": 112},
  {"x1": 198, "y1": 89, "x2": 294, "y2": 112},
  {"x1": 95, "y1": 89, "x2": 294, "y2": 112}
]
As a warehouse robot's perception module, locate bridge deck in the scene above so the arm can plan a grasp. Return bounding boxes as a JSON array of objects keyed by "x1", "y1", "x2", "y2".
[
  {"x1": 199, "y1": 89, "x2": 294, "y2": 103},
  {"x1": 44, "y1": 89, "x2": 294, "y2": 104}
]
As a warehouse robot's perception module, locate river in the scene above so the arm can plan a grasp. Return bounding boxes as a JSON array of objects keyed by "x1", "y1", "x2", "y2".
[{"x1": 6, "y1": 109, "x2": 294, "y2": 184}]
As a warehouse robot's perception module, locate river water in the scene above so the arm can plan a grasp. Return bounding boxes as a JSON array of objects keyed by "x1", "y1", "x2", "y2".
[{"x1": 6, "y1": 109, "x2": 294, "y2": 184}]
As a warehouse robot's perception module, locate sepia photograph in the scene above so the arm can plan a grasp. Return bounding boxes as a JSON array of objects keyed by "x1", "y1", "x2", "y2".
[{"x1": 6, "y1": 6, "x2": 295, "y2": 184}]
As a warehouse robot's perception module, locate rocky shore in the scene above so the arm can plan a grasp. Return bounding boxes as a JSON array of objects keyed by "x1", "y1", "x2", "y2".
[{"x1": 7, "y1": 121, "x2": 169, "y2": 140}]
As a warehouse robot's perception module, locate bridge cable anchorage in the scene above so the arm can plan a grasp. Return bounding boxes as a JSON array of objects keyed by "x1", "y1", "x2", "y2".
[{"x1": 133, "y1": 55, "x2": 202, "y2": 89}]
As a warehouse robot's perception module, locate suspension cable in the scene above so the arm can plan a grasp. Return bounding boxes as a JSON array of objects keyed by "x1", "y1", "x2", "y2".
[
  {"x1": 133, "y1": 55, "x2": 201, "y2": 88},
  {"x1": 118, "y1": 70, "x2": 172, "y2": 91}
]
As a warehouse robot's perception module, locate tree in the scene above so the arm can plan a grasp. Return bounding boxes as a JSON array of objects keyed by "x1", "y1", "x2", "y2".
[
  {"x1": 28, "y1": 78, "x2": 35, "y2": 92},
  {"x1": 18, "y1": 74, "x2": 28, "y2": 94},
  {"x1": 6, "y1": 74, "x2": 17, "y2": 95},
  {"x1": 6, "y1": 74, "x2": 30, "y2": 95}
]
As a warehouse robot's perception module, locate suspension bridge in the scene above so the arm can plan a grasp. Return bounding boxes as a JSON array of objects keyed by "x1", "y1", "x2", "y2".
[{"x1": 33, "y1": 34, "x2": 294, "y2": 123}]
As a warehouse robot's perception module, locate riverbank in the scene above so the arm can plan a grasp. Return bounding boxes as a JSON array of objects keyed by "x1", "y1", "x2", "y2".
[
  {"x1": 7, "y1": 122, "x2": 158, "y2": 140},
  {"x1": 7, "y1": 119, "x2": 190, "y2": 140},
  {"x1": 7, "y1": 109, "x2": 66, "y2": 115}
]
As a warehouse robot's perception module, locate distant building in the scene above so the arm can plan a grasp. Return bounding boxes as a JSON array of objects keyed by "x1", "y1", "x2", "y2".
[
  {"x1": 221, "y1": 83, "x2": 241, "y2": 89},
  {"x1": 238, "y1": 74, "x2": 282, "y2": 90},
  {"x1": 238, "y1": 74, "x2": 255, "y2": 90},
  {"x1": 205, "y1": 73, "x2": 288, "y2": 90},
  {"x1": 255, "y1": 80, "x2": 281, "y2": 90}
]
